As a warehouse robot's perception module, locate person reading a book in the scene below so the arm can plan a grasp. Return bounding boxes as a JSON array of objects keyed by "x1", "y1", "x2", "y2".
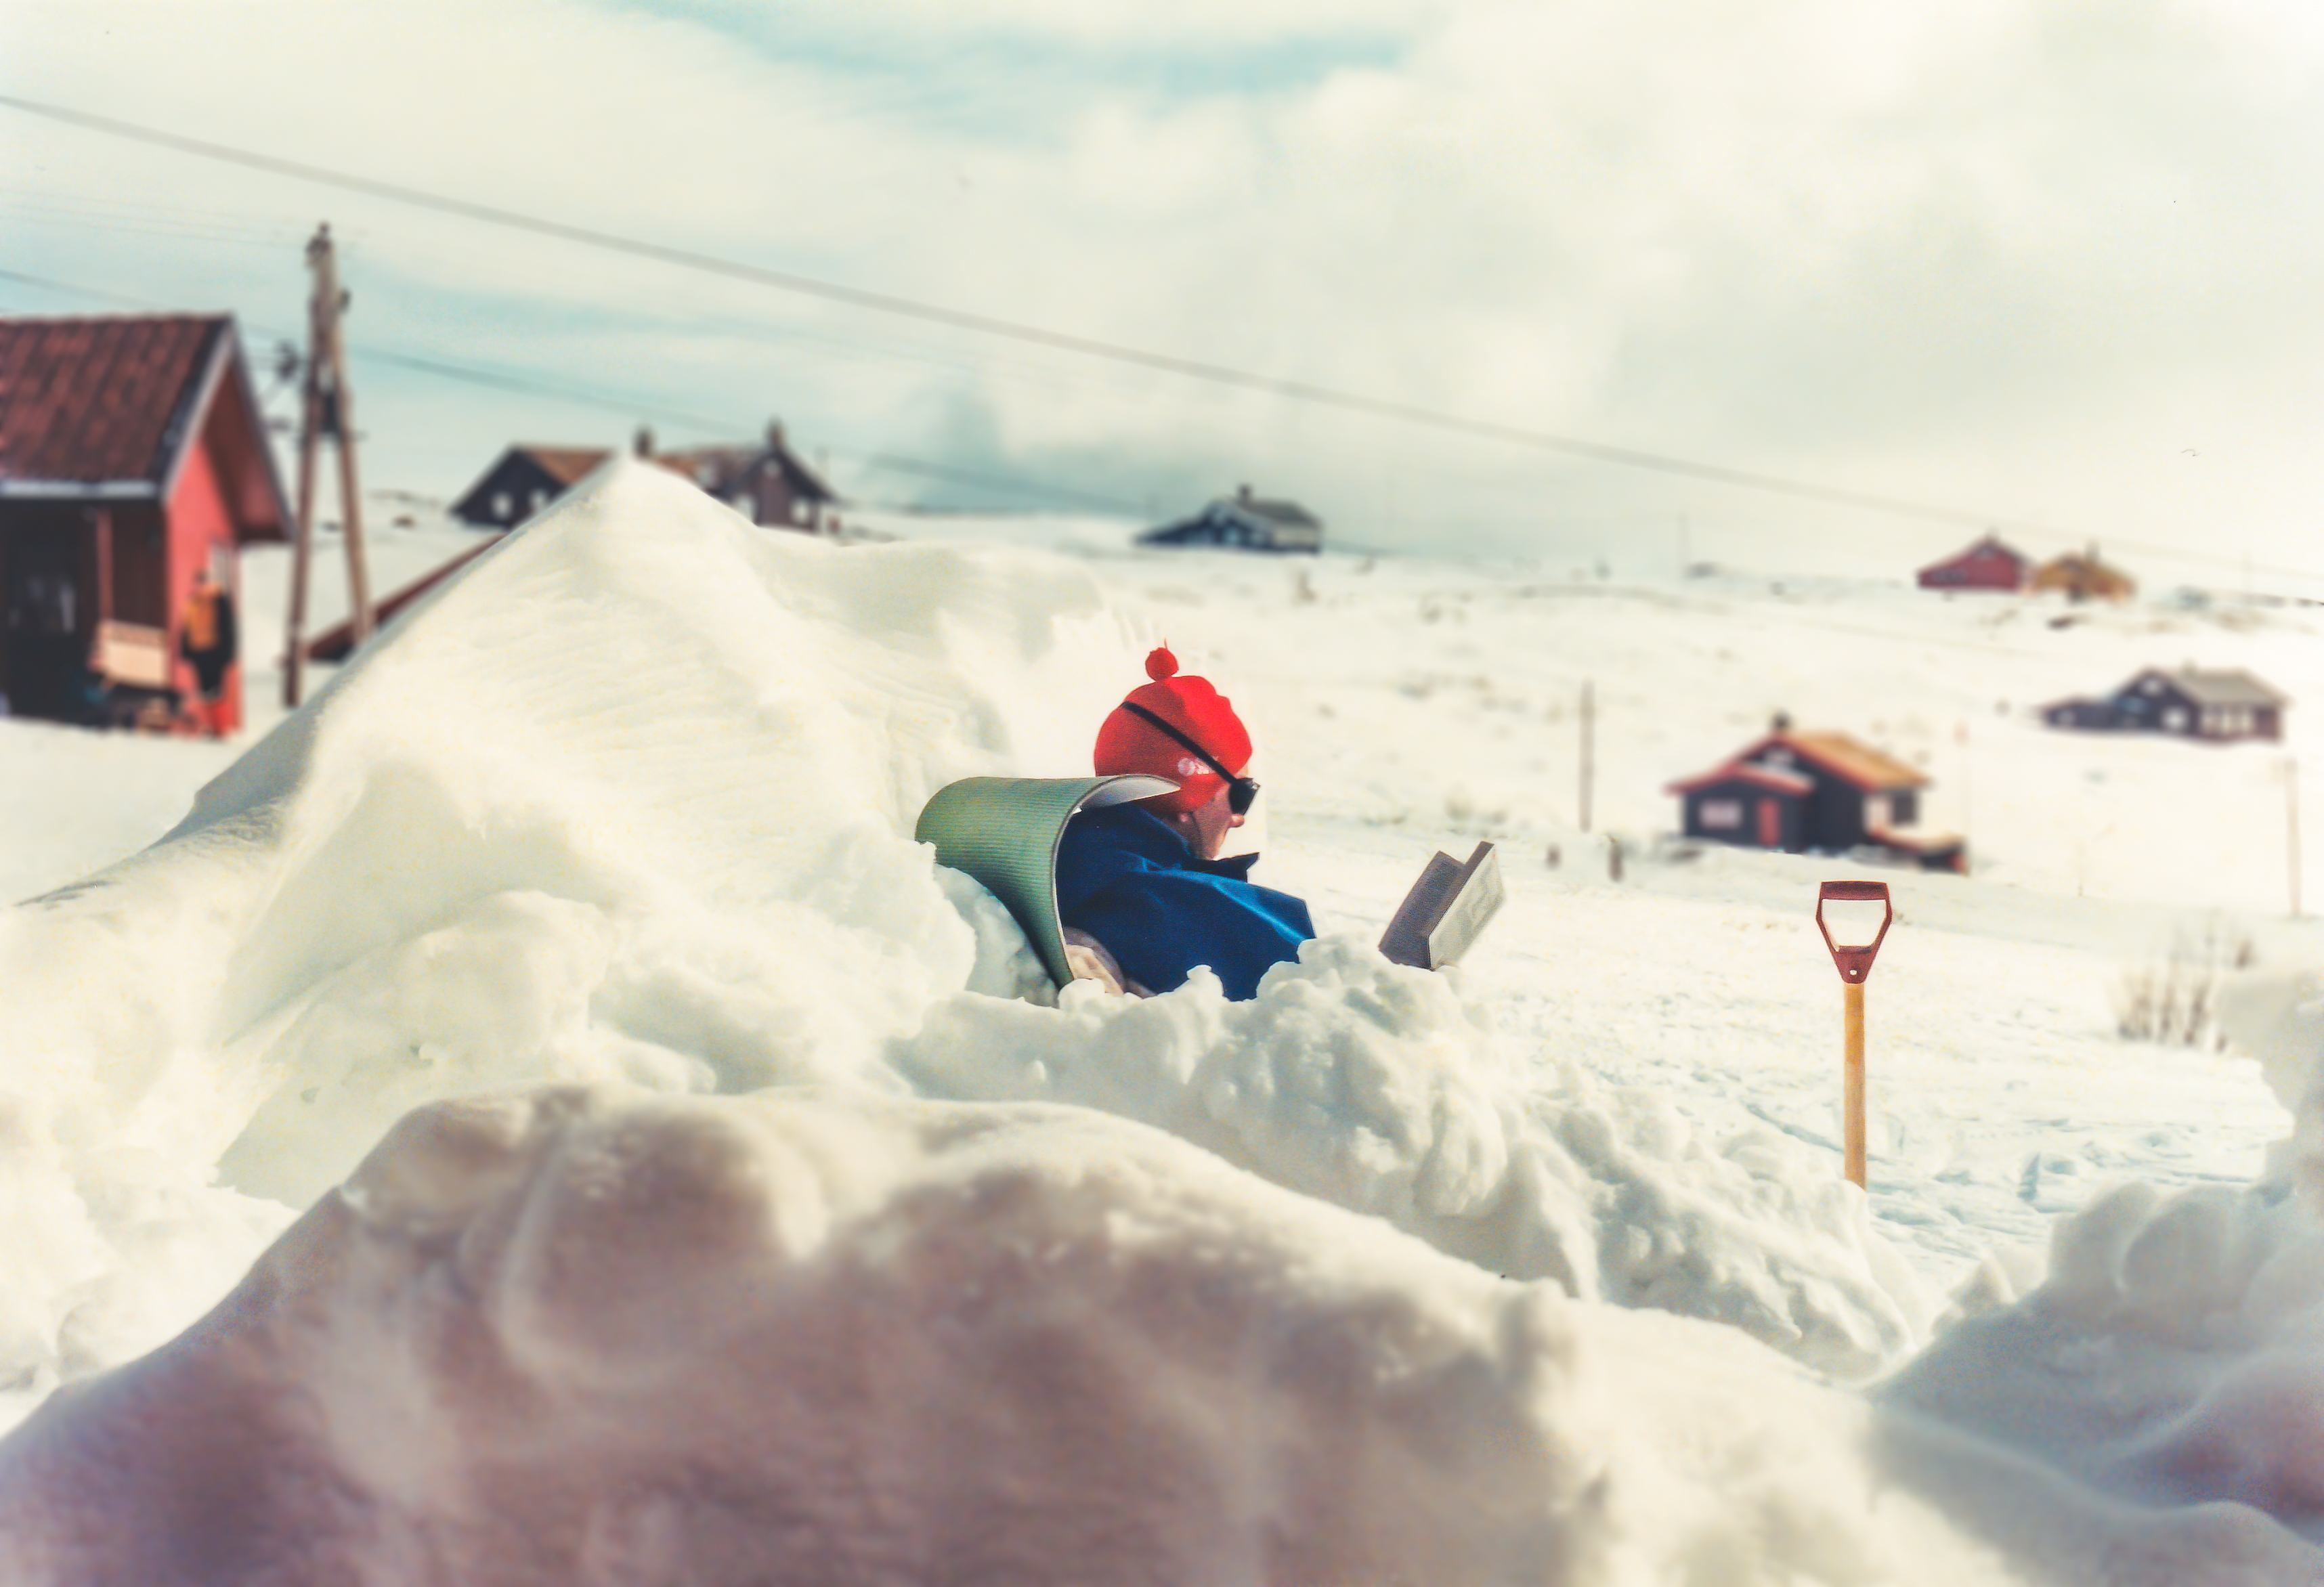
[{"x1": 1055, "y1": 646, "x2": 1314, "y2": 999}]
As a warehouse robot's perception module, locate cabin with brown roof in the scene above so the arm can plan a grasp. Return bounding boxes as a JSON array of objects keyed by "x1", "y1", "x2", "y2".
[
  {"x1": 0, "y1": 313, "x2": 289, "y2": 730},
  {"x1": 2042, "y1": 666, "x2": 2288, "y2": 743},
  {"x1": 451, "y1": 421, "x2": 840, "y2": 533},
  {"x1": 1666, "y1": 722, "x2": 1964, "y2": 870},
  {"x1": 1918, "y1": 534, "x2": 2029, "y2": 592},
  {"x1": 448, "y1": 445, "x2": 605, "y2": 529},
  {"x1": 2031, "y1": 546, "x2": 2135, "y2": 603}
]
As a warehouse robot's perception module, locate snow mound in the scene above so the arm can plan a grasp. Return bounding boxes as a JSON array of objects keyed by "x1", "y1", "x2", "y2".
[
  {"x1": 899, "y1": 935, "x2": 1921, "y2": 1374},
  {"x1": 0, "y1": 1083, "x2": 2122, "y2": 1586},
  {"x1": 0, "y1": 458, "x2": 1923, "y2": 1427},
  {"x1": 1871, "y1": 968, "x2": 2324, "y2": 1567}
]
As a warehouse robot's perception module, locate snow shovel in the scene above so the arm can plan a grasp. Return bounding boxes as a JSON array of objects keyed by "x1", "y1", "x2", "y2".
[
  {"x1": 1815, "y1": 880, "x2": 1893, "y2": 1189},
  {"x1": 915, "y1": 775, "x2": 1177, "y2": 992}
]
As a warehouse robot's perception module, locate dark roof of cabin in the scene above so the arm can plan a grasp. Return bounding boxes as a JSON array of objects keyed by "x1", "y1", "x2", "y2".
[
  {"x1": 0, "y1": 314, "x2": 228, "y2": 487},
  {"x1": 1230, "y1": 496, "x2": 1320, "y2": 529},
  {"x1": 2134, "y1": 667, "x2": 2288, "y2": 708}
]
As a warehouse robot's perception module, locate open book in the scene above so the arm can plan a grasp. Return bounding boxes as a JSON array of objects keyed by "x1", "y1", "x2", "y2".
[{"x1": 1378, "y1": 841, "x2": 1505, "y2": 970}]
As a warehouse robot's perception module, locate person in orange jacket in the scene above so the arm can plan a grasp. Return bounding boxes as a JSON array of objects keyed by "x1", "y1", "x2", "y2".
[{"x1": 177, "y1": 565, "x2": 238, "y2": 737}]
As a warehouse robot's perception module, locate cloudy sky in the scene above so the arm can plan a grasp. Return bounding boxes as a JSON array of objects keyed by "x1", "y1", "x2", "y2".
[{"x1": 6, "y1": 0, "x2": 2324, "y2": 586}]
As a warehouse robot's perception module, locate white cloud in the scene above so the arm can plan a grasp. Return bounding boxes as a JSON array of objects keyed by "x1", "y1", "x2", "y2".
[{"x1": 7, "y1": 0, "x2": 2324, "y2": 580}]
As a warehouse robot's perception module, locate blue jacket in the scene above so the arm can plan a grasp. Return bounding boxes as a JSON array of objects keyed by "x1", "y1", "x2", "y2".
[{"x1": 1055, "y1": 804, "x2": 1314, "y2": 1001}]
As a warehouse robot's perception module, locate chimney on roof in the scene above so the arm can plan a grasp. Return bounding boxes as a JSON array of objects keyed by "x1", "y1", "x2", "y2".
[
  {"x1": 767, "y1": 418, "x2": 785, "y2": 451},
  {"x1": 1236, "y1": 483, "x2": 1253, "y2": 504},
  {"x1": 1771, "y1": 711, "x2": 1793, "y2": 733},
  {"x1": 634, "y1": 425, "x2": 655, "y2": 458}
]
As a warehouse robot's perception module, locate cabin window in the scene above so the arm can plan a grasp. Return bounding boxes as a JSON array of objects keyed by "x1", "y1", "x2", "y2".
[
  {"x1": 1890, "y1": 789, "x2": 1918, "y2": 825},
  {"x1": 2164, "y1": 708, "x2": 2188, "y2": 731},
  {"x1": 2142, "y1": 677, "x2": 2164, "y2": 695},
  {"x1": 491, "y1": 492, "x2": 512, "y2": 521},
  {"x1": 1864, "y1": 794, "x2": 1891, "y2": 829},
  {"x1": 1700, "y1": 798, "x2": 1742, "y2": 830},
  {"x1": 530, "y1": 490, "x2": 548, "y2": 514}
]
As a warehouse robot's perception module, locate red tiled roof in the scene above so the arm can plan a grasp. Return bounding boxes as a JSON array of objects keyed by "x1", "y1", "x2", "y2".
[
  {"x1": 0, "y1": 315, "x2": 229, "y2": 488},
  {"x1": 1666, "y1": 761, "x2": 1814, "y2": 797}
]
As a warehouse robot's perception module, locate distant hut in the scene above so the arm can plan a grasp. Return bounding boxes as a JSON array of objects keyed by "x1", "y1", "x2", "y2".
[
  {"x1": 1140, "y1": 485, "x2": 1322, "y2": 554},
  {"x1": 1917, "y1": 534, "x2": 2030, "y2": 592},
  {"x1": 2041, "y1": 665, "x2": 2287, "y2": 743},
  {"x1": 450, "y1": 420, "x2": 840, "y2": 534},
  {"x1": 450, "y1": 445, "x2": 607, "y2": 530},
  {"x1": 653, "y1": 422, "x2": 840, "y2": 534},
  {"x1": 1666, "y1": 720, "x2": 1963, "y2": 870},
  {"x1": 0, "y1": 313, "x2": 290, "y2": 730},
  {"x1": 2031, "y1": 545, "x2": 2136, "y2": 603}
]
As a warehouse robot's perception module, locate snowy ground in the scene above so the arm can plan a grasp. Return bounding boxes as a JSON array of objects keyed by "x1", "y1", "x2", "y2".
[{"x1": 3, "y1": 465, "x2": 2323, "y2": 1580}]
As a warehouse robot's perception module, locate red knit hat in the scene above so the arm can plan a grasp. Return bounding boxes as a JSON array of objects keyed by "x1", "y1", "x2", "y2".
[{"x1": 1094, "y1": 645, "x2": 1252, "y2": 814}]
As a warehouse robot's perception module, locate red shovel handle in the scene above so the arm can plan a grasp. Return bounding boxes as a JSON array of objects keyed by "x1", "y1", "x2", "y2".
[{"x1": 1816, "y1": 880, "x2": 1892, "y2": 983}]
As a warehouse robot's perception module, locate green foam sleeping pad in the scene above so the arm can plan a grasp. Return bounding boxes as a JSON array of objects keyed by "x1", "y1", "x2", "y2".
[{"x1": 914, "y1": 774, "x2": 1178, "y2": 991}]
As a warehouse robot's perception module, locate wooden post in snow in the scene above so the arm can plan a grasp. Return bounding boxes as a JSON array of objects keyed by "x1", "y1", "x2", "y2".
[
  {"x1": 283, "y1": 223, "x2": 374, "y2": 708},
  {"x1": 1815, "y1": 881, "x2": 1893, "y2": 1190}
]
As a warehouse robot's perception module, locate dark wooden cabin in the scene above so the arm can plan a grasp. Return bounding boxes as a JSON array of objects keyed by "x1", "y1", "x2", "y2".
[
  {"x1": 1917, "y1": 534, "x2": 2029, "y2": 592},
  {"x1": 2042, "y1": 666, "x2": 2287, "y2": 742},
  {"x1": 1141, "y1": 485, "x2": 1323, "y2": 553},
  {"x1": 451, "y1": 422, "x2": 840, "y2": 534},
  {"x1": 0, "y1": 314, "x2": 290, "y2": 730},
  {"x1": 448, "y1": 445, "x2": 606, "y2": 530},
  {"x1": 1668, "y1": 724, "x2": 1962, "y2": 869}
]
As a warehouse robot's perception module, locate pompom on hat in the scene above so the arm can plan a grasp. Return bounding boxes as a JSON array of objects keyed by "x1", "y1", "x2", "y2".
[{"x1": 1093, "y1": 645, "x2": 1252, "y2": 814}]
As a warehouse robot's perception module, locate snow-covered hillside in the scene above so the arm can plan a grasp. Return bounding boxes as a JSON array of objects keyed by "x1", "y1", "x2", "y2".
[{"x1": 3, "y1": 462, "x2": 2323, "y2": 1581}]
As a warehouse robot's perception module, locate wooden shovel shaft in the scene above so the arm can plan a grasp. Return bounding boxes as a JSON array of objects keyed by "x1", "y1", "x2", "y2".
[{"x1": 1844, "y1": 980, "x2": 1866, "y2": 1188}]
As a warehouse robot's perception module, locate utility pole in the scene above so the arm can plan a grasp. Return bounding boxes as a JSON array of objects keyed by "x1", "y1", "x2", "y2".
[
  {"x1": 282, "y1": 223, "x2": 374, "y2": 708},
  {"x1": 1578, "y1": 678, "x2": 1595, "y2": 833}
]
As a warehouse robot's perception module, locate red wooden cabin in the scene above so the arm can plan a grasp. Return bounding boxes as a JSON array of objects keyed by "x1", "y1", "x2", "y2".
[
  {"x1": 0, "y1": 314, "x2": 290, "y2": 731},
  {"x1": 1668, "y1": 723, "x2": 1964, "y2": 870},
  {"x1": 1916, "y1": 534, "x2": 2029, "y2": 592}
]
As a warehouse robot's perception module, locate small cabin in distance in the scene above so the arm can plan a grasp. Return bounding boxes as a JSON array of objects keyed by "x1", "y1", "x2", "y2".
[
  {"x1": 2031, "y1": 546, "x2": 2136, "y2": 603},
  {"x1": 1918, "y1": 534, "x2": 2029, "y2": 592},
  {"x1": 448, "y1": 445, "x2": 605, "y2": 531},
  {"x1": 1666, "y1": 721, "x2": 1964, "y2": 871},
  {"x1": 2042, "y1": 666, "x2": 2287, "y2": 743},
  {"x1": 452, "y1": 422, "x2": 840, "y2": 534},
  {"x1": 1140, "y1": 485, "x2": 1322, "y2": 553},
  {"x1": 0, "y1": 313, "x2": 290, "y2": 731}
]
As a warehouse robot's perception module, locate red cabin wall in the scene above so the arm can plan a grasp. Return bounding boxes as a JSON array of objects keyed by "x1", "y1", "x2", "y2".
[
  {"x1": 164, "y1": 428, "x2": 244, "y2": 733},
  {"x1": 1918, "y1": 549, "x2": 2025, "y2": 590}
]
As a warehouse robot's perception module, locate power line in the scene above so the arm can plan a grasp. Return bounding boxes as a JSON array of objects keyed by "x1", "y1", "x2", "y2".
[
  {"x1": 0, "y1": 91, "x2": 2155, "y2": 544},
  {"x1": 0, "y1": 263, "x2": 1147, "y2": 515}
]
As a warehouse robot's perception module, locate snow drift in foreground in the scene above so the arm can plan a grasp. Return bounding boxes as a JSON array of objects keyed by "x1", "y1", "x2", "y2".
[
  {"x1": 3, "y1": 460, "x2": 2324, "y2": 1578},
  {"x1": 7, "y1": 1082, "x2": 2303, "y2": 1587},
  {"x1": 0, "y1": 458, "x2": 1916, "y2": 1415}
]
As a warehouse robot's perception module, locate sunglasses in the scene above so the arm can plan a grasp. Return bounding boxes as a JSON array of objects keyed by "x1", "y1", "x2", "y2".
[{"x1": 1120, "y1": 701, "x2": 1260, "y2": 815}]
